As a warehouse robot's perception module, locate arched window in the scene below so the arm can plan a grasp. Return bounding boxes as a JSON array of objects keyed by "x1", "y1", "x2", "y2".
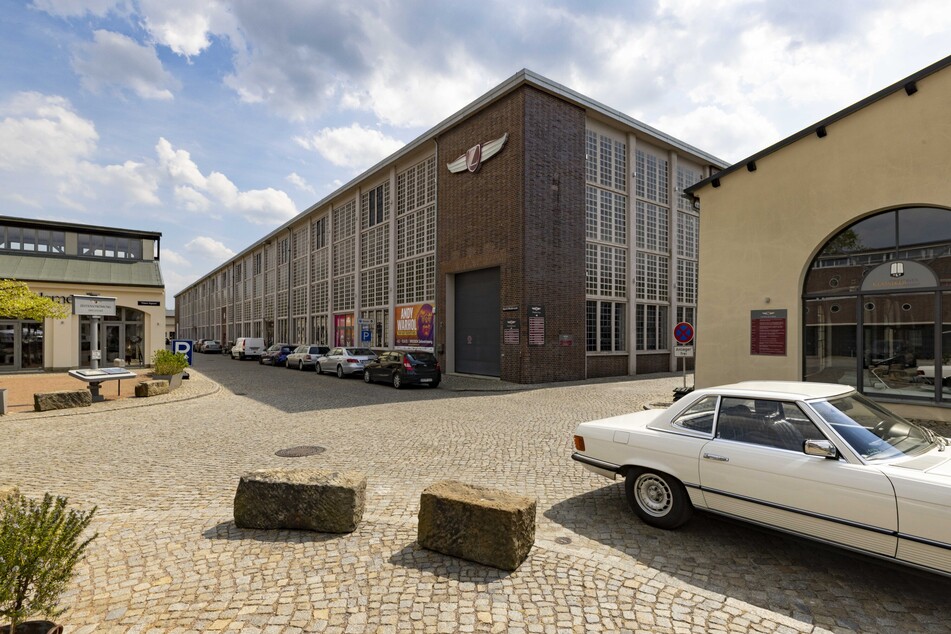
[{"x1": 804, "y1": 207, "x2": 951, "y2": 403}]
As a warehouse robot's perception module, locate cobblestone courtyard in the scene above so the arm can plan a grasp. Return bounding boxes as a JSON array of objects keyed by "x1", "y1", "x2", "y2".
[{"x1": 2, "y1": 361, "x2": 949, "y2": 632}]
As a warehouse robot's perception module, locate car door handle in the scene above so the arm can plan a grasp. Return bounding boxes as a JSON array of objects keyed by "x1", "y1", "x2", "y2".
[{"x1": 703, "y1": 453, "x2": 729, "y2": 462}]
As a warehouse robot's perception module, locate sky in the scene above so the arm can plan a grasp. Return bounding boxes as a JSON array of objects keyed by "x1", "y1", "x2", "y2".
[{"x1": 2, "y1": 1, "x2": 950, "y2": 307}]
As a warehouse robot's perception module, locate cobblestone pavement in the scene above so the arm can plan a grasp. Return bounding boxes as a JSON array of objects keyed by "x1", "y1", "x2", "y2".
[{"x1": 2, "y1": 359, "x2": 949, "y2": 633}]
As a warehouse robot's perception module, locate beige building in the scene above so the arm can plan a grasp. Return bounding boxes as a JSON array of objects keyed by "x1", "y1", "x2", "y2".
[
  {"x1": 0, "y1": 216, "x2": 166, "y2": 372},
  {"x1": 688, "y1": 55, "x2": 951, "y2": 418}
]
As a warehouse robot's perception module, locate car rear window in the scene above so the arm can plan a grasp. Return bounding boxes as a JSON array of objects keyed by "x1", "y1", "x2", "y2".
[
  {"x1": 407, "y1": 352, "x2": 436, "y2": 363},
  {"x1": 351, "y1": 348, "x2": 375, "y2": 356}
]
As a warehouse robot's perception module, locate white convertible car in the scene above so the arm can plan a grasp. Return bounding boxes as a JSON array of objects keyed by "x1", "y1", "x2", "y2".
[{"x1": 572, "y1": 381, "x2": 951, "y2": 576}]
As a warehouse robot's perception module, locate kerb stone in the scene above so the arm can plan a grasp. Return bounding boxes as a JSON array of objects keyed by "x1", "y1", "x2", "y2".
[
  {"x1": 135, "y1": 380, "x2": 170, "y2": 397},
  {"x1": 234, "y1": 468, "x2": 366, "y2": 533},
  {"x1": 33, "y1": 390, "x2": 92, "y2": 412},
  {"x1": 418, "y1": 480, "x2": 536, "y2": 571}
]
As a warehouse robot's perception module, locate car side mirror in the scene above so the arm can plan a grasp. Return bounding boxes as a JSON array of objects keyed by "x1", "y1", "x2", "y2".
[{"x1": 804, "y1": 439, "x2": 838, "y2": 459}]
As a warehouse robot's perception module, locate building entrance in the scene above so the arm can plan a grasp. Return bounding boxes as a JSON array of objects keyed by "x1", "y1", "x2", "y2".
[
  {"x1": 80, "y1": 307, "x2": 147, "y2": 367},
  {"x1": 454, "y1": 268, "x2": 500, "y2": 376},
  {"x1": 0, "y1": 319, "x2": 43, "y2": 371}
]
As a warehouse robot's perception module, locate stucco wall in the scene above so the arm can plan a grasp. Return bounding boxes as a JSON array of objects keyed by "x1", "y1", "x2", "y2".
[{"x1": 695, "y1": 66, "x2": 951, "y2": 387}]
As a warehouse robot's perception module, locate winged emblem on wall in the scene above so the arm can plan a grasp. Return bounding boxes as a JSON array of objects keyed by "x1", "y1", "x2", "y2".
[{"x1": 446, "y1": 133, "x2": 509, "y2": 173}]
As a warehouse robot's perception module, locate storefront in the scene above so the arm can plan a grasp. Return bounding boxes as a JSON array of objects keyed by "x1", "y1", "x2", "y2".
[{"x1": 0, "y1": 216, "x2": 165, "y2": 372}]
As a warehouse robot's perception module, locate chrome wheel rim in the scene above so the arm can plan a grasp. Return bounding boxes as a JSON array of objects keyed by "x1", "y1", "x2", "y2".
[{"x1": 635, "y1": 473, "x2": 672, "y2": 517}]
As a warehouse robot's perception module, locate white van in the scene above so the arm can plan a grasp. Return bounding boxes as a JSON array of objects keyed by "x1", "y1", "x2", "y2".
[{"x1": 231, "y1": 337, "x2": 265, "y2": 360}]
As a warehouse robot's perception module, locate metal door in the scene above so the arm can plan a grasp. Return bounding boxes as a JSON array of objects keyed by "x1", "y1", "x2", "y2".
[{"x1": 455, "y1": 268, "x2": 500, "y2": 376}]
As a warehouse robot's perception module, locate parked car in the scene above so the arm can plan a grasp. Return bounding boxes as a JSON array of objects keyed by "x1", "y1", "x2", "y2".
[
  {"x1": 571, "y1": 381, "x2": 951, "y2": 577},
  {"x1": 231, "y1": 337, "x2": 265, "y2": 360},
  {"x1": 363, "y1": 350, "x2": 440, "y2": 388},
  {"x1": 194, "y1": 338, "x2": 209, "y2": 352},
  {"x1": 260, "y1": 343, "x2": 295, "y2": 366},
  {"x1": 916, "y1": 363, "x2": 951, "y2": 386},
  {"x1": 201, "y1": 340, "x2": 221, "y2": 353},
  {"x1": 286, "y1": 344, "x2": 330, "y2": 371},
  {"x1": 316, "y1": 347, "x2": 378, "y2": 378}
]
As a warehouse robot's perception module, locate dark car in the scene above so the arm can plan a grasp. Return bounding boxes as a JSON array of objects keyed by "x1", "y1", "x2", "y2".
[
  {"x1": 363, "y1": 350, "x2": 440, "y2": 388},
  {"x1": 260, "y1": 343, "x2": 294, "y2": 366}
]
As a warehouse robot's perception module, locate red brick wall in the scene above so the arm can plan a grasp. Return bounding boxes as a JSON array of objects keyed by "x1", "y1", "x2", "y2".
[{"x1": 587, "y1": 355, "x2": 629, "y2": 378}]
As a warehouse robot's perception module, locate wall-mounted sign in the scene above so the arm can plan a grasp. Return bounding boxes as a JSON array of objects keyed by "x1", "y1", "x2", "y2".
[
  {"x1": 446, "y1": 133, "x2": 509, "y2": 173},
  {"x1": 395, "y1": 303, "x2": 435, "y2": 348},
  {"x1": 860, "y1": 260, "x2": 937, "y2": 291},
  {"x1": 503, "y1": 318, "x2": 520, "y2": 345},
  {"x1": 559, "y1": 334, "x2": 573, "y2": 347},
  {"x1": 751, "y1": 309, "x2": 787, "y2": 356},
  {"x1": 138, "y1": 300, "x2": 160, "y2": 306},
  {"x1": 72, "y1": 295, "x2": 117, "y2": 316},
  {"x1": 502, "y1": 305, "x2": 519, "y2": 312},
  {"x1": 674, "y1": 346, "x2": 694, "y2": 358},
  {"x1": 528, "y1": 305, "x2": 545, "y2": 346}
]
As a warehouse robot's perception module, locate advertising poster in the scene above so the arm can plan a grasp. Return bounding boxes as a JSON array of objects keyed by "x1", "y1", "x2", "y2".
[
  {"x1": 335, "y1": 313, "x2": 354, "y2": 347},
  {"x1": 395, "y1": 303, "x2": 434, "y2": 349}
]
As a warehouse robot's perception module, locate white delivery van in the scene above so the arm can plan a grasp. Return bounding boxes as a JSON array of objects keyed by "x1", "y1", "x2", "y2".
[{"x1": 231, "y1": 337, "x2": 265, "y2": 360}]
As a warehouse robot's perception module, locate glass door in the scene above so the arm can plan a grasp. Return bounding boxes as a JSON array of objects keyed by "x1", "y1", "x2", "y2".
[
  {"x1": 862, "y1": 292, "x2": 935, "y2": 399},
  {"x1": 0, "y1": 321, "x2": 15, "y2": 369},
  {"x1": 105, "y1": 324, "x2": 122, "y2": 365}
]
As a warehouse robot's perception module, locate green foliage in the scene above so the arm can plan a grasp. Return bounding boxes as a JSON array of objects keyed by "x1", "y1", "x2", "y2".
[
  {"x1": 151, "y1": 348, "x2": 189, "y2": 375},
  {"x1": 0, "y1": 280, "x2": 70, "y2": 321},
  {"x1": 0, "y1": 493, "x2": 97, "y2": 630}
]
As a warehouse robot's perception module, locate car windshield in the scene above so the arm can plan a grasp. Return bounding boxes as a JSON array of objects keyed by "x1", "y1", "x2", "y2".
[{"x1": 808, "y1": 392, "x2": 937, "y2": 461}]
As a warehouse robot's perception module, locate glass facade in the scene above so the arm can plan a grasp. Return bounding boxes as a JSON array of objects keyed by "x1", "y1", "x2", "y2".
[{"x1": 804, "y1": 207, "x2": 951, "y2": 403}]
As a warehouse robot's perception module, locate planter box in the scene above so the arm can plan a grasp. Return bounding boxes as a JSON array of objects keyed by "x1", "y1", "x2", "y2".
[{"x1": 152, "y1": 372, "x2": 183, "y2": 389}]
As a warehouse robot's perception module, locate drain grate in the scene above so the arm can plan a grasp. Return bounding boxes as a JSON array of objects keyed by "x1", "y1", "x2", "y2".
[
  {"x1": 275, "y1": 445, "x2": 326, "y2": 458},
  {"x1": 555, "y1": 537, "x2": 572, "y2": 545}
]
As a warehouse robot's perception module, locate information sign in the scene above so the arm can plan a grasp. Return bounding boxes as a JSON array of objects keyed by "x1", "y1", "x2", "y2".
[
  {"x1": 528, "y1": 305, "x2": 545, "y2": 346},
  {"x1": 674, "y1": 346, "x2": 694, "y2": 358},
  {"x1": 72, "y1": 295, "x2": 117, "y2": 316},
  {"x1": 750, "y1": 310, "x2": 787, "y2": 356}
]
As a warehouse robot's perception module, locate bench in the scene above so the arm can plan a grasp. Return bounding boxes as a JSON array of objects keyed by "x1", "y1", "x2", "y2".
[
  {"x1": 233, "y1": 468, "x2": 366, "y2": 533},
  {"x1": 417, "y1": 480, "x2": 536, "y2": 571}
]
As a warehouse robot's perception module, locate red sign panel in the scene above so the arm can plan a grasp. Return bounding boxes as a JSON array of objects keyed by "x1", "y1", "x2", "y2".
[{"x1": 751, "y1": 310, "x2": 787, "y2": 356}]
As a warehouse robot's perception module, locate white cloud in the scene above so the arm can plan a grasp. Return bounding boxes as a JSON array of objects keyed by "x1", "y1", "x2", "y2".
[
  {"x1": 138, "y1": 0, "x2": 237, "y2": 57},
  {"x1": 286, "y1": 172, "x2": 315, "y2": 195},
  {"x1": 161, "y1": 248, "x2": 190, "y2": 267},
  {"x1": 0, "y1": 92, "x2": 161, "y2": 211},
  {"x1": 156, "y1": 137, "x2": 298, "y2": 224},
  {"x1": 185, "y1": 236, "x2": 235, "y2": 262},
  {"x1": 295, "y1": 124, "x2": 404, "y2": 171},
  {"x1": 72, "y1": 30, "x2": 179, "y2": 100}
]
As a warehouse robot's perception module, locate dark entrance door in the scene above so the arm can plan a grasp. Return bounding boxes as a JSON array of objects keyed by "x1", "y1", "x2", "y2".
[{"x1": 455, "y1": 268, "x2": 500, "y2": 376}]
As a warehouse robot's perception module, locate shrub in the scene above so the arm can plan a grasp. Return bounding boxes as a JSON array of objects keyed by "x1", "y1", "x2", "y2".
[
  {"x1": 0, "y1": 492, "x2": 97, "y2": 631},
  {"x1": 151, "y1": 349, "x2": 189, "y2": 375}
]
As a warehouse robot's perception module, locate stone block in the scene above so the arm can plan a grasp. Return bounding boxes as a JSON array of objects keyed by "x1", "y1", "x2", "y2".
[
  {"x1": 234, "y1": 468, "x2": 366, "y2": 533},
  {"x1": 33, "y1": 390, "x2": 92, "y2": 412},
  {"x1": 418, "y1": 480, "x2": 536, "y2": 571},
  {"x1": 135, "y1": 380, "x2": 170, "y2": 397}
]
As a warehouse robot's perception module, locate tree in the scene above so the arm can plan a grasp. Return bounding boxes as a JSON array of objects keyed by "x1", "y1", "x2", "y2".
[{"x1": 0, "y1": 280, "x2": 70, "y2": 321}]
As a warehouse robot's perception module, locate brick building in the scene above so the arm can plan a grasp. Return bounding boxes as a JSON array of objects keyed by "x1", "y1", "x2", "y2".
[{"x1": 176, "y1": 70, "x2": 725, "y2": 383}]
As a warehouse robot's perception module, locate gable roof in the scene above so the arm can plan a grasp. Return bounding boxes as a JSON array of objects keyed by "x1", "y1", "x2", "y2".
[{"x1": 686, "y1": 54, "x2": 951, "y2": 195}]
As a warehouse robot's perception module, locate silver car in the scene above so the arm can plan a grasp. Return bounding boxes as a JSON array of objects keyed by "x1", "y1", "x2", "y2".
[
  {"x1": 316, "y1": 347, "x2": 378, "y2": 378},
  {"x1": 285, "y1": 344, "x2": 330, "y2": 371}
]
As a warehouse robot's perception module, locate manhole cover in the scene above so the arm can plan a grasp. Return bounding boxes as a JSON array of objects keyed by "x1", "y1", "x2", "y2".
[
  {"x1": 555, "y1": 537, "x2": 572, "y2": 545},
  {"x1": 275, "y1": 446, "x2": 326, "y2": 458}
]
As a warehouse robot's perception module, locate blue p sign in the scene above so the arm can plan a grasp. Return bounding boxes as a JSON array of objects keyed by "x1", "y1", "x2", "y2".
[{"x1": 172, "y1": 339, "x2": 193, "y2": 365}]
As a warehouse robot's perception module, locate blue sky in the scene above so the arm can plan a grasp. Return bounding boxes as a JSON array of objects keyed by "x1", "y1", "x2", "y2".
[{"x1": 2, "y1": 1, "x2": 950, "y2": 306}]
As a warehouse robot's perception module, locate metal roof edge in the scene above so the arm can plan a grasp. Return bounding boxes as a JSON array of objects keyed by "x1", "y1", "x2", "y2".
[
  {"x1": 0, "y1": 215, "x2": 162, "y2": 239},
  {"x1": 685, "y1": 53, "x2": 951, "y2": 195}
]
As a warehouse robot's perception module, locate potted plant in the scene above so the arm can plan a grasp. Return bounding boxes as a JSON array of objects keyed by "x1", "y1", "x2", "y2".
[
  {"x1": 151, "y1": 349, "x2": 189, "y2": 389},
  {"x1": 0, "y1": 491, "x2": 97, "y2": 634}
]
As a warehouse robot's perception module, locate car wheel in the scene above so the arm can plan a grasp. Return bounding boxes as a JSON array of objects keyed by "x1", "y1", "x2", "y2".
[
  {"x1": 336, "y1": 365, "x2": 344, "y2": 379},
  {"x1": 364, "y1": 370, "x2": 372, "y2": 384},
  {"x1": 315, "y1": 363, "x2": 322, "y2": 374},
  {"x1": 392, "y1": 372, "x2": 403, "y2": 389},
  {"x1": 624, "y1": 469, "x2": 692, "y2": 529}
]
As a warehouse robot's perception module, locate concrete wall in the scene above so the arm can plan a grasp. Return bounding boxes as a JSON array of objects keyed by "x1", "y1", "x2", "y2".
[{"x1": 694, "y1": 65, "x2": 951, "y2": 388}]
